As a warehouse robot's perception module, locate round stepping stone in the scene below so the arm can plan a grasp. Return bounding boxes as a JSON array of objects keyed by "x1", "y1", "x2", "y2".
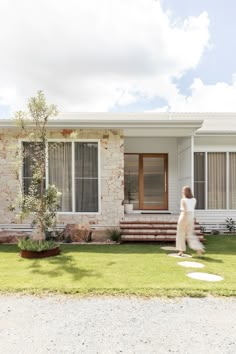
[
  {"x1": 178, "y1": 261, "x2": 205, "y2": 269},
  {"x1": 168, "y1": 253, "x2": 192, "y2": 258},
  {"x1": 160, "y1": 246, "x2": 176, "y2": 251},
  {"x1": 187, "y1": 272, "x2": 224, "y2": 282}
]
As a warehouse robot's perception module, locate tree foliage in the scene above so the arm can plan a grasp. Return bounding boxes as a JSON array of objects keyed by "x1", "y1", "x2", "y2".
[{"x1": 11, "y1": 91, "x2": 61, "y2": 240}]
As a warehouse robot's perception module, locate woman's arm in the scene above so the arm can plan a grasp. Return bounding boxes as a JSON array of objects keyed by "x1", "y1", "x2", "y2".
[{"x1": 181, "y1": 198, "x2": 187, "y2": 216}]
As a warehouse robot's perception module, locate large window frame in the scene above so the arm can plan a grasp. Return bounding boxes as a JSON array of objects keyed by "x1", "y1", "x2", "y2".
[
  {"x1": 20, "y1": 139, "x2": 101, "y2": 214},
  {"x1": 194, "y1": 149, "x2": 236, "y2": 210}
]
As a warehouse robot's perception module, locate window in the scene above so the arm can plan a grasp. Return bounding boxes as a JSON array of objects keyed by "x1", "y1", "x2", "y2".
[
  {"x1": 207, "y1": 152, "x2": 226, "y2": 209},
  {"x1": 23, "y1": 141, "x2": 99, "y2": 213},
  {"x1": 194, "y1": 152, "x2": 236, "y2": 210},
  {"x1": 194, "y1": 152, "x2": 205, "y2": 209},
  {"x1": 74, "y1": 142, "x2": 98, "y2": 212},
  {"x1": 229, "y1": 152, "x2": 236, "y2": 209}
]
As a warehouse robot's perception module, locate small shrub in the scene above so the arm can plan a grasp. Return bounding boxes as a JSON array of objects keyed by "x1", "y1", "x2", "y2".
[
  {"x1": 45, "y1": 229, "x2": 64, "y2": 241},
  {"x1": 18, "y1": 239, "x2": 57, "y2": 252},
  {"x1": 106, "y1": 229, "x2": 121, "y2": 242},
  {"x1": 211, "y1": 229, "x2": 220, "y2": 235},
  {"x1": 225, "y1": 218, "x2": 236, "y2": 233},
  {"x1": 63, "y1": 235, "x2": 72, "y2": 243},
  {"x1": 200, "y1": 225, "x2": 206, "y2": 234}
]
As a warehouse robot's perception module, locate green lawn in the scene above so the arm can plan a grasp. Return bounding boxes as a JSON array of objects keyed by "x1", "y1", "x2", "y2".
[{"x1": 0, "y1": 235, "x2": 235, "y2": 297}]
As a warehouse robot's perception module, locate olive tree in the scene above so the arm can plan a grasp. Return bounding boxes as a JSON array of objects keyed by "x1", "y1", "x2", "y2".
[{"x1": 11, "y1": 91, "x2": 61, "y2": 240}]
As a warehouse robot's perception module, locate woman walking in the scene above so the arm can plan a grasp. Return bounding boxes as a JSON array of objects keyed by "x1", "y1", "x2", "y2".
[{"x1": 176, "y1": 186, "x2": 205, "y2": 256}]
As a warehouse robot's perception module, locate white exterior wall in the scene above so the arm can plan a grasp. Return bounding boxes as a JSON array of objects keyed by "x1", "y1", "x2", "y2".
[
  {"x1": 194, "y1": 135, "x2": 236, "y2": 223},
  {"x1": 194, "y1": 210, "x2": 236, "y2": 224},
  {"x1": 177, "y1": 137, "x2": 193, "y2": 197},
  {"x1": 124, "y1": 137, "x2": 179, "y2": 212}
]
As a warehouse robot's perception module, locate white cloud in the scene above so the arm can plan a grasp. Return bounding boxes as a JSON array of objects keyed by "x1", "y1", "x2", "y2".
[
  {"x1": 164, "y1": 76, "x2": 236, "y2": 112},
  {"x1": 0, "y1": 0, "x2": 210, "y2": 114}
]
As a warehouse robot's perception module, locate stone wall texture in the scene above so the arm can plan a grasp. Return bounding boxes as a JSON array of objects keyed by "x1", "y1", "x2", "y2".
[{"x1": 0, "y1": 128, "x2": 125, "y2": 227}]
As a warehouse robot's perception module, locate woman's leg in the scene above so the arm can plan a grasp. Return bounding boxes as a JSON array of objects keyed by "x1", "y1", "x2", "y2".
[{"x1": 176, "y1": 213, "x2": 187, "y2": 254}]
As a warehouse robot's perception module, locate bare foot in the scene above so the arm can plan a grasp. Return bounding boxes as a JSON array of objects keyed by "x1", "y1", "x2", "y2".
[
  {"x1": 178, "y1": 252, "x2": 184, "y2": 257},
  {"x1": 197, "y1": 249, "x2": 205, "y2": 256}
]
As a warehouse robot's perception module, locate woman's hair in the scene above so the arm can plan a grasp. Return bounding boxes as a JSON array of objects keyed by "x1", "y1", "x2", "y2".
[{"x1": 182, "y1": 185, "x2": 193, "y2": 199}]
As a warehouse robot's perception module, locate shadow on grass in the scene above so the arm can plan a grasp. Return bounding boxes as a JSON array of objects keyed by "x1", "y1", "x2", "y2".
[
  {"x1": 0, "y1": 245, "x2": 101, "y2": 281},
  {"x1": 0, "y1": 245, "x2": 19, "y2": 253},
  {"x1": 28, "y1": 252, "x2": 102, "y2": 281},
  {"x1": 193, "y1": 256, "x2": 223, "y2": 264}
]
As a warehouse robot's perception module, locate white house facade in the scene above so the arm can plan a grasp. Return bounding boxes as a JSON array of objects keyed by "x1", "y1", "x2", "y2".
[{"x1": 0, "y1": 112, "x2": 236, "y2": 228}]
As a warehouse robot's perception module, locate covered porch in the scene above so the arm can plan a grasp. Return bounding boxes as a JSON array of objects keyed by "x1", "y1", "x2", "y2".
[
  {"x1": 123, "y1": 116, "x2": 203, "y2": 214},
  {"x1": 122, "y1": 116, "x2": 203, "y2": 242}
]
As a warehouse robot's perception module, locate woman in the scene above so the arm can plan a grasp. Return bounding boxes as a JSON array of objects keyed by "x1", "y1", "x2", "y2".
[{"x1": 176, "y1": 186, "x2": 205, "y2": 256}]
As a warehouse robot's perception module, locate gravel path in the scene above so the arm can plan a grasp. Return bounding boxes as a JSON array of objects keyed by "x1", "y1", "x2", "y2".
[{"x1": 0, "y1": 295, "x2": 235, "y2": 354}]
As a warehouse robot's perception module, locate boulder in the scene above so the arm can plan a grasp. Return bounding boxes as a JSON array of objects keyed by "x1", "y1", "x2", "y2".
[
  {"x1": 63, "y1": 224, "x2": 91, "y2": 242},
  {"x1": 0, "y1": 230, "x2": 28, "y2": 244}
]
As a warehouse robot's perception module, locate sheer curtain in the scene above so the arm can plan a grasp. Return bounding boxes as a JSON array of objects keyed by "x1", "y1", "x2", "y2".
[
  {"x1": 194, "y1": 152, "x2": 205, "y2": 209},
  {"x1": 208, "y1": 152, "x2": 226, "y2": 209},
  {"x1": 229, "y1": 152, "x2": 236, "y2": 209},
  {"x1": 23, "y1": 142, "x2": 45, "y2": 194},
  {"x1": 48, "y1": 142, "x2": 72, "y2": 212},
  {"x1": 75, "y1": 142, "x2": 98, "y2": 212}
]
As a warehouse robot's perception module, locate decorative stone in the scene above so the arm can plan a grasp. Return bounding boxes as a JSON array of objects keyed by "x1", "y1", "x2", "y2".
[
  {"x1": 187, "y1": 272, "x2": 224, "y2": 282},
  {"x1": 0, "y1": 231, "x2": 27, "y2": 244},
  {"x1": 168, "y1": 253, "x2": 192, "y2": 258},
  {"x1": 63, "y1": 224, "x2": 92, "y2": 242},
  {"x1": 177, "y1": 261, "x2": 205, "y2": 268}
]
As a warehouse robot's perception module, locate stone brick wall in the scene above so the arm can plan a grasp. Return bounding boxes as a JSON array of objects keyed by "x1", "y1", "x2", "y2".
[{"x1": 0, "y1": 128, "x2": 125, "y2": 227}]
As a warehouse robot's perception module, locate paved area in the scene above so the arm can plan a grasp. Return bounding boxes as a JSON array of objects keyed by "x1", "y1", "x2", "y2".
[{"x1": 0, "y1": 295, "x2": 235, "y2": 354}]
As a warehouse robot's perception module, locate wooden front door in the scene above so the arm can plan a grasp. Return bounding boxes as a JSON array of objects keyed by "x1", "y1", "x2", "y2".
[{"x1": 124, "y1": 153, "x2": 168, "y2": 210}]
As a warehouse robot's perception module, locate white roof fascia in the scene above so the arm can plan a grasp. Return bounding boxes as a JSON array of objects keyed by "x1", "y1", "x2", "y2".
[
  {"x1": 195, "y1": 131, "x2": 236, "y2": 136},
  {"x1": 0, "y1": 117, "x2": 203, "y2": 130}
]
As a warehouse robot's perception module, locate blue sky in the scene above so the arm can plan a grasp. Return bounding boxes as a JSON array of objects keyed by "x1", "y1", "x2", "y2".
[
  {"x1": 0, "y1": 0, "x2": 236, "y2": 115},
  {"x1": 163, "y1": 0, "x2": 236, "y2": 86}
]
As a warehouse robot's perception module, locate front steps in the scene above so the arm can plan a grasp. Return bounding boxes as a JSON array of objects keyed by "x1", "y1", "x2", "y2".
[{"x1": 120, "y1": 219, "x2": 204, "y2": 242}]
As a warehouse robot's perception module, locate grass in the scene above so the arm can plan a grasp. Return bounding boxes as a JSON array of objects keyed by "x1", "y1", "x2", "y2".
[{"x1": 0, "y1": 235, "x2": 235, "y2": 297}]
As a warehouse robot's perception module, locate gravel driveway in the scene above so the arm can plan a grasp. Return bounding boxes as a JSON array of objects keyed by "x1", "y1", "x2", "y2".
[{"x1": 0, "y1": 295, "x2": 235, "y2": 354}]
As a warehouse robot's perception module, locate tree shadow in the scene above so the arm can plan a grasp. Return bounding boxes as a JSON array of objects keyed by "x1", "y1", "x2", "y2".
[
  {"x1": 61, "y1": 244, "x2": 163, "y2": 255},
  {"x1": 26, "y1": 252, "x2": 101, "y2": 281},
  {"x1": 0, "y1": 245, "x2": 19, "y2": 253}
]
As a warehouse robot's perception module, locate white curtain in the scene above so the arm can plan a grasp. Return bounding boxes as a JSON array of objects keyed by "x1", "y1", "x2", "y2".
[
  {"x1": 48, "y1": 142, "x2": 72, "y2": 211},
  {"x1": 75, "y1": 142, "x2": 98, "y2": 212},
  {"x1": 194, "y1": 152, "x2": 205, "y2": 209},
  {"x1": 208, "y1": 152, "x2": 226, "y2": 209},
  {"x1": 229, "y1": 152, "x2": 236, "y2": 209}
]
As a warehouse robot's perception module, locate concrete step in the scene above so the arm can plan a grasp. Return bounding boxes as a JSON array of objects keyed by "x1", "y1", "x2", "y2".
[
  {"x1": 121, "y1": 230, "x2": 203, "y2": 235},
  {"x1": 120, "y1": 225, "x2": 201, "y2": 230},
  {"x1": 121, "y1": 234, "x2": 205, "y2": 242}
]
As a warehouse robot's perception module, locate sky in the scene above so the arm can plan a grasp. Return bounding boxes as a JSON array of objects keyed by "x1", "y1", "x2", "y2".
[{"x1": 0, "y1": 0, "x2": 236, "y2": 116}]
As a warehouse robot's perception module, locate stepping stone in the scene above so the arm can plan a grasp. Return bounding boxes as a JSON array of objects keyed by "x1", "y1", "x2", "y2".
[
  {"x1": 178, "y1": 261, "x2": 205, "y2": 269},
  {"x1": 168, "y1": 253, "x2": 192, "y2": 258},
  {"x1": 187, "y1": 272, "x2": 224, "y2": 282},
  {"x1": 160, "y1": 246, "x2": 176, "y2": 251}
]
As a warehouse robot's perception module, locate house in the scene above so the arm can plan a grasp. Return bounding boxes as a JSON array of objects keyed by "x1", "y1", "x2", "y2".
[{"x1": 0, "y1": 112, "x2": 236, "y2": 236}]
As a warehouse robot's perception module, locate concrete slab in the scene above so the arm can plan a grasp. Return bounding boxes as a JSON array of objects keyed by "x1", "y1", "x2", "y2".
[
  {"x1": 178, "y1": 261, "x2": 205, "y2": 269},
  {"x1": 168, "y1": 253, "x2": 192, "y2": 258},
  {"x1": 187, "y1": 272, "x2": 224, "y2": 282}
]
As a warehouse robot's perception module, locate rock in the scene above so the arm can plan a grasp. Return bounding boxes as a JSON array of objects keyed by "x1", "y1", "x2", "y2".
[
  {"x1": 63, "y1": 224, "x2": 91, "y2": 242},
  {"x1": 0, "y1": 231, "x2": 28, "y2": 243}
]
